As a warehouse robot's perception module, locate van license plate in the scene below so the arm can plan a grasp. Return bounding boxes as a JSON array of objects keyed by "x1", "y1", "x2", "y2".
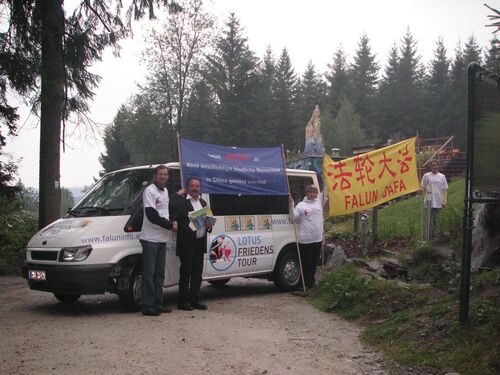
[{"x1": 28, "y1": 270, "x2": 46, "y2": 281}]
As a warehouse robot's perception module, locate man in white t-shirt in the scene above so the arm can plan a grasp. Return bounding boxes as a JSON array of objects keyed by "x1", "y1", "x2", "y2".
[
  {"x1": 139, "y1": 165, "x2": 178, "y2": 316},
  {"x1": 420, "y1": 159, "x2": 448, "y2": 239}
]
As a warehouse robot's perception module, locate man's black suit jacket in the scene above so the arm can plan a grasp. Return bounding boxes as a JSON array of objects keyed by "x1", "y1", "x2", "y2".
[{"x1": 169, "y1": 194, "x2": 209, "y2": 256}]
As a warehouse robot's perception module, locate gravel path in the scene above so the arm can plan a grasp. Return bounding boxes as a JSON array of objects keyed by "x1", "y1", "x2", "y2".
[{"x1": 0, "y1": 276, "x2": 388, "y2": 375}]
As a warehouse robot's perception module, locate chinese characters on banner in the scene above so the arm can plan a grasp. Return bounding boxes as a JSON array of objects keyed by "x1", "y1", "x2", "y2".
[{"x1": 322, "y1": 137, "x2": 420, "y2": 216}]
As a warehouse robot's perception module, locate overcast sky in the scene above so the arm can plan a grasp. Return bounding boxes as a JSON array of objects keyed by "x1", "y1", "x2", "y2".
[{"x1": 3, "y1": 0, "x2": 496, "y2": 188}]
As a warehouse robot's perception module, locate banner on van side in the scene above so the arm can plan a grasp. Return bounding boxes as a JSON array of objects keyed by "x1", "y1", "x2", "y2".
[{"x1": 179, "y1": 138, "x2": 288, "y2": 195}]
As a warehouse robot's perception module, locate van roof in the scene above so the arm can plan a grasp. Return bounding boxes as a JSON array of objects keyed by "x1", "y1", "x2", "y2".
[{"x1": 104, "y1": 162, "x2": 317, "y2": 177}]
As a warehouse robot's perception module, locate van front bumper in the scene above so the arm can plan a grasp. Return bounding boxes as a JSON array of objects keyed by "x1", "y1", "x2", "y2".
[{"x1": 22, "y1": 262, "x2": 114, "y2": 295}]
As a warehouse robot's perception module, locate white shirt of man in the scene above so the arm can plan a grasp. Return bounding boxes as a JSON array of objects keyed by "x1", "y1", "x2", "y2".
[
  {"x1": 187, "y1": 194, "x2": 206, "y2": 239},
  {"x1": 293, "y1": 194, "x2": 324, "y2": 244},
  {"x1": 140, "y1": 184, "x2": 170, "y2": 243},
  {"x1": 421, "y1": 172, "x2": 448, "y2": 208}
]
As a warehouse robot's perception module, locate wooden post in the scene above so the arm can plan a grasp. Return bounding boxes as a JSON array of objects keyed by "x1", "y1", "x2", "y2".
[
  {"x1": 353, "y1": 212, "x2": 360, "y2": 233},
  {"x1": 372, "y1": 206, "x2": 378, "y2": 242}
]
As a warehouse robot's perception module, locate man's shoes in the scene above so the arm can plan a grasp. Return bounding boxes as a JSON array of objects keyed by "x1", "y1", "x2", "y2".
[
  {"x1": 142, "y1": 310, "x2": 161, "y2": 316},
  {"x1": 191, "y1": 302, "x2": 208, "y2": 310},
  {"x1": 177, "y1": 303, "x2": 193, "y2": 311},
  {"x1": 157, "y1": 306, "x2": 172, "y2": 313}
]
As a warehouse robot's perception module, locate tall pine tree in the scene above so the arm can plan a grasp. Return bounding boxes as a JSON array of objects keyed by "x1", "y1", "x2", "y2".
[
  {"x1": 484, "y1": 37, "x2": 500, "y2": 74},
  {"x1": 349, "y1": 33, "x2": 379, "y2": 136},
  {"x1": 1, "y1": 0, "x2": 180, "y2": 228},
  {"x1": 425, "y1": 38, "x2": 451, "y2": 138},
  {"x1": 325, "y1": 46, "x2": 351, "y2": 119},
  {"x1": 445, "y1": 42, "x2": 467, "y2": 148},
  {"x1": 393, "y1": 29, "x2": 425, "y2": 139},
  {"x1": 204, "y1": 13, "x2": 259, "y2": 146},
  {"x1": 274, "y1": 48, "x2": 297, "y2": 152},
  {"x1": 443, "y1": 36, "x2": 482, "y2": 149},
  {"x1": 99, "y1": 106, "x2": 133, "y2": 174},
  {"x1": 253, "y1": 46, "x2": 279, "y2": 146},
  {"x1": 376, "y1": 43, "x2": 400, "y2": 139}
]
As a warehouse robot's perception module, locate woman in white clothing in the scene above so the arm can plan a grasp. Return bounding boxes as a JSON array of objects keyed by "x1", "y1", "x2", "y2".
[
  {"x1": 292, "y1": 184, "x2": 323, "y2": 289},
  {"x1": 420, "y1": 159, "x2": 448, "y2": 238}
]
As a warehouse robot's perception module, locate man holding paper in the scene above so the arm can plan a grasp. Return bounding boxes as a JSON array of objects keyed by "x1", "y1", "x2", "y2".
[{"x1": 169, "y1": 176, "x2": 212, "y2": 311}]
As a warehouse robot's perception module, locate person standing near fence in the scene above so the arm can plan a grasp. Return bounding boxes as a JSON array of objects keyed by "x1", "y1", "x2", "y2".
[{"x1": 420, "y1": 159, "x2": 448, "y2": 239}]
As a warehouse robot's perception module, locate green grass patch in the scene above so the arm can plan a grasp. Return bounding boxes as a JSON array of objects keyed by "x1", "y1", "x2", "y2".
[
  {"x1": 363, "y1": 297, "x2": 500, "y2": 375},
  {"x1": 311, "y1": 263, "x2": 422, "y2": 321},
  {"x1": 407, "y1": 241, "x2": 453, "y2": 287},
  {"x1": 374, "y1": 178, "x2": 465, "y2": 241},
  {"x1": 325, "y1": 215, "x2": 355, "y2": 237},
  {"x1": 313, "y1": 263, "x2": 500, "y2": 374},
  {"x1": 318, "y1": 176, "x2": 499, "y2": 374}
]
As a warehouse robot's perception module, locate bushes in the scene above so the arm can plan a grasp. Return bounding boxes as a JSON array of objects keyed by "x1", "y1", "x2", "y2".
[
  {"x1": 312, "y1": 263, "x2": 417, "y2": 321},
  {"x1": 411, "y1": 240, "x2": 438, "y2": 264},
  {"x1": 0, "y1": 196, "x2": 38, "y2": 275}
]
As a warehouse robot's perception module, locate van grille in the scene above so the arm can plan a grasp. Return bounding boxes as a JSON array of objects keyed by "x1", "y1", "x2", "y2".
[{"x1": 30, "y1": 250, "x2": 59, "y2": 261}]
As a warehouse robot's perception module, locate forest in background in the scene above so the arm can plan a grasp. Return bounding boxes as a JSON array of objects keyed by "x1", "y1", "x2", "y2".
[{"x1": 99, "y1": 0, "x2": 499, "y2": 174}]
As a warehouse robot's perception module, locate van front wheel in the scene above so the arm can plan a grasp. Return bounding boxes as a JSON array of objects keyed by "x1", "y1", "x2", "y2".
[
  {"x1": 53, "y1": 293, "x2": 81, "y2": 303},
  {"x1": 118, "y1": 267, "x2": 143, "y2": 309},
  {"x1": 273, "y1": 251, "x2": 300, "y2": 291}
]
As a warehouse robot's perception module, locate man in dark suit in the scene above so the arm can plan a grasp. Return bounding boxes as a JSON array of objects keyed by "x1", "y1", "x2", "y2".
[{"x1": 169, "y1": 176, "x2": 212, "y2": 311}]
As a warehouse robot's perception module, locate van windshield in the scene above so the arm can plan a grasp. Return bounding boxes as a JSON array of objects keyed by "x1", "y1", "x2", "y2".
[{"x1": 69, "y1": 169, "x2": 153, "y2": 217}]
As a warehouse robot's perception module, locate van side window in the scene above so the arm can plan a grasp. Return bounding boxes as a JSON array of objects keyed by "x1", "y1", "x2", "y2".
[
  {"x1": 123, "y1": 167, "x2": 181, "y2": 232},
  {"x1": 166, "y1": 168, "x2": 182, "y2": 194},
  {"x1": 288, "y1": 176, "x2": 315, "y2": 205},
  {"x1": 210, "y1": 175, "x2": 314, "y2": 215},
  {"x1": 210, "y1": 195, "x2": 288, "y2": 215}
]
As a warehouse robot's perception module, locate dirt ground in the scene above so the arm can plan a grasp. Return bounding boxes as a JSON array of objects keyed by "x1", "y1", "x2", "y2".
[{"x1": 0, "y1": 276, "x2": 389, "y2": 375}]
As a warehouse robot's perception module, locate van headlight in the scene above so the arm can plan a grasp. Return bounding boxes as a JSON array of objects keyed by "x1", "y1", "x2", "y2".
[{"x1": 59, "y1": 245, "x2": 93, "y2": 262}]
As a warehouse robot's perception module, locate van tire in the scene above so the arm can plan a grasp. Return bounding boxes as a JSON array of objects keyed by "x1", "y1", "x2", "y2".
[
  {"x1": 208, "y1": 278, "x2": 230, "y2": 287},
  {"x1": 118, "y1": 267, "x2": 143, "y2": 309},
  {"x1": 53, "y1": 293, "x2": 81, "y2": 303},
  {"x1": 273, "y1": 250, "x2": 300, "y2": 291}
]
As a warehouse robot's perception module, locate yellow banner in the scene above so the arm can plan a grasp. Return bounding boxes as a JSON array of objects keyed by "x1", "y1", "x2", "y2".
[{"x1": 322, "y1": 137, "x2": 420, "y2": 216}]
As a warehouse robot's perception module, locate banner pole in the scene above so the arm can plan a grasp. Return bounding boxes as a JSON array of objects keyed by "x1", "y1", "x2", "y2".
[
  {"x1": 321, "y1": 155, "x2": 328, "y2": 267},
  {"x1": 177, "y1": 132, "x2": 184, "y2": 189},
  {"x1": 416, "y1": 133, "x2": 425, "y2": 241},
  {"x1": 282, "y1": 145, "x2": 307, "y2": 293}
]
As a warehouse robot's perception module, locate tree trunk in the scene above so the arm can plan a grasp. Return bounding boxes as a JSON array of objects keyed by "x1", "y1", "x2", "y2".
[{"x1": 38, "y1": 0, "x2": 64, "y2": 229}]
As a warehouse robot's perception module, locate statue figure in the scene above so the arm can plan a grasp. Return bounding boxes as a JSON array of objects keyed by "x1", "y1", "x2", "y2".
[{"x1": 304, "y1": 105, "x2": 324, "y2": 156}]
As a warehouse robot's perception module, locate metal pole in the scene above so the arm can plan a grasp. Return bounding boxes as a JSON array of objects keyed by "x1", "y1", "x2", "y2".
[
  {"x1": 425, "y1": 199, "x2": 432, "y2": 242},
  {"x1": 459, "y1": 62, "x2": 481, "y2": 324},
  {"x1": 361, "y1": 213, "x2": 369, "y2": 256},
  {"x1": 371, "y1": 206, "x2": 378, "y2": 243},
  {"x1": 177, "y1": 132, "x2": 184, "y2": 186}
]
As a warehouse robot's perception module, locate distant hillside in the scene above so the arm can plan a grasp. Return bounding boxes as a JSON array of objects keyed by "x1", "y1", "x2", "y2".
[{"x1": 67, "y1": 186, "x2": 87, "y2": 203}]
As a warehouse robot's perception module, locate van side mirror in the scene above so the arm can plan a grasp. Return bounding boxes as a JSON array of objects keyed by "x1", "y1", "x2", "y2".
[{"x1": 123, "y1": 200, "x2": 143, "y2": 233}]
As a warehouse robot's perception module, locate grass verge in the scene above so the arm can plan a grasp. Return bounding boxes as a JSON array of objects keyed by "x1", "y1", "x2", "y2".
[
  {"x1": 373, "y1": 178, "x2": 464, "y2": 242},
  {"x1": 311, "y1": 264, "x2": 500, "y2": 374}
]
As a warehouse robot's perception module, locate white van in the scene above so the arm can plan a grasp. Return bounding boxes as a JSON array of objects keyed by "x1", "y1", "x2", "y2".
[{"x1": 22, "y1": 162, "x2": 319, "y2": 306}]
